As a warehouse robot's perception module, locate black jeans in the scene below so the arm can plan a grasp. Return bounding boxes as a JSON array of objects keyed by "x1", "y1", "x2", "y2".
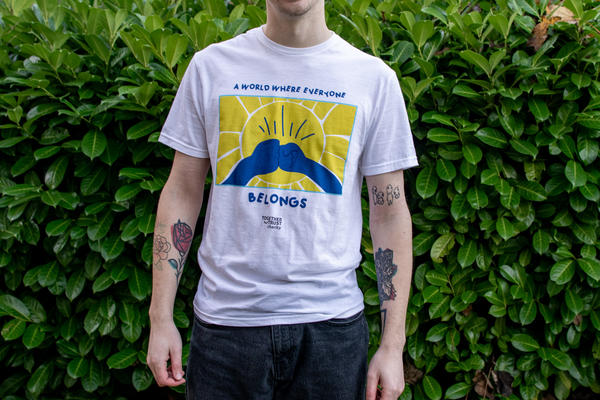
[{"x1": 186, "y1": 311, "x2": 368, "y2": 400}]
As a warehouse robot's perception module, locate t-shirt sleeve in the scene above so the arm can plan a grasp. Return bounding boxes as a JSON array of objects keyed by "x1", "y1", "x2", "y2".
[
  {"x1": 360, "y1": 68, "x2": 418, "y2": 176},
  {"x1": 158, "y1": 53, "x2": 209, "y2": 158}
]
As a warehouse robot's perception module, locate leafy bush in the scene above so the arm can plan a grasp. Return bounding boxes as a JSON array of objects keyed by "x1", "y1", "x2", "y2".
[{"x1": 0, "y1": 0, "x2": 599, "y2": 399}]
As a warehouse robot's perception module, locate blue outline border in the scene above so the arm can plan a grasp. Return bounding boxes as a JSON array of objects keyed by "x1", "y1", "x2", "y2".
[{"x1": 216, "y1": 94, "x2": 358, "y2": 196}]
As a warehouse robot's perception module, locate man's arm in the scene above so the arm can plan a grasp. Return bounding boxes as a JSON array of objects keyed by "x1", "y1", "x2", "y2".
[
  {"x1": 147, "y1": 151, "x2": 210, "y2": 387},
  {"x1": 365, "y1": 170, "x2": 413, "y2": 400}
]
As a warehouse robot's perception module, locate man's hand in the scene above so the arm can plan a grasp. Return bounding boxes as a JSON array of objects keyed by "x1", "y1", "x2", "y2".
[
  {"x1": 366, "y1": 345, "x2": 405, "y2": 400},
  {"x1": 147, "y1": 319, "x2": 186, "y2": 387}
]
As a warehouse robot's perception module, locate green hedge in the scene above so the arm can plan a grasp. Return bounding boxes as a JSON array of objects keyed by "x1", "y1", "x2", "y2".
[{"x1": 1, "y1": 0, "x2": 599, "y2": 399}]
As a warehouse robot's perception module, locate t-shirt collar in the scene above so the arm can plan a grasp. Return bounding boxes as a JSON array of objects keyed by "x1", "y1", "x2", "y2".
[{"x1": 255, "y1": 25, "x2": 338, "y2": 55}]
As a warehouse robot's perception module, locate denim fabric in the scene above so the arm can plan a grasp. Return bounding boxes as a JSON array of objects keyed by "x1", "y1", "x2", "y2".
[{"x1": 186, "y1": 311, "x2": 368, "y2": 400}]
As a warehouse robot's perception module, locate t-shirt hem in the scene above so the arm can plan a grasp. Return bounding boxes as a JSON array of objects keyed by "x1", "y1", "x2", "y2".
[
  {"x1": 361, "y1": 157, "x2": 419, "y2": 176},
  {"x1": 193, "y1": 304, "x2": 365, "y2": 327},
  {"x1": 158, "y1": 132, "x2": 209, "y2": 158}
]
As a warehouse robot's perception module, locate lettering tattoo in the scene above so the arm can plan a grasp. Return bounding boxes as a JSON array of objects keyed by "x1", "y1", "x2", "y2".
[
  {"x1": 152, "y1": 234, "x2": 171, "y2": 271},
  {"x1": 168, "y1": 219, "x2": 193, "y2": 282},
  {"x1": 375, "y1": 248, "x2": 398, "y2": 331},
  {"x1": 371, "y1": 184, "x2": 401, "y2": 206}
]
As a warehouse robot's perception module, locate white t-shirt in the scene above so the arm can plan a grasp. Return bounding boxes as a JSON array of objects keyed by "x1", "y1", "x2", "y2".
[{"x1": 159, "y1": 27, "x2": 418, "y2": 326}]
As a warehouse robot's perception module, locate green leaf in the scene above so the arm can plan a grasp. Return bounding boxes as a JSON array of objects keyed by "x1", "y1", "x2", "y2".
[
  {"x1": 510, "y1": 138, "x2": 538, "y2": 158},
  {"x1": 119, "y1": 167, "x2": 152, "y2": 180},
  {"x1": 115, "y1": 183, "x2": 142, "y2": 202},
  {"x1": 127, "y1": 120, "x2": 160, "y2": 140},
  {"x1": 364, "y1": 287, "x2": 379, "y2": 305},
  {"x1": 450, "y1": 194, "x2": 470, "y2": 220},
  {"x1": 578, "y1": 138, "x2": 598, "y2": 165},
  {"x1": 88, "y1": 211, "x2": 114, "y2": 241},
  {"x1": 425, "y1": 270, "x2": 448, "y2": 287},
  {"x1": 550, "y1": 259, "x2": 575, "y2": 285},
  {"x1": 537, "y1": 348, "x2": 573, "y2": 371},
  {"x1": 519, "y1": 302, "x2": 537, "y2": 325},
  {"x1": 107, "y1": 348, "x2": 138, "y2": 369},
  {"x1": 571, "y1": 222, "x2": 596, "y2": 245},
  {"x1": 11, "y1": 154, "x2": 36, "y2": 176},
  {"x1": 84, "y1": 34, "x2": 111, "y2": 64},
  {"x1": 457, "y1": 240, "x2": 477, "y2": 268},
  {"x1": 67, "y1": 357, "x2": 90, "y2": 379},
  {"x1": 2, "y1": 318, "x2": 27, "y2": 340},
  {"x1": 361, "y1": 261, "x2": 376, "y2": 281},
  {"x1": 528, "y1": 98, "x2": 550, "y2": 121},
  {"x1": 27, "y1": 363, "x2": 53, "y2": 396},
  {"x1": 0, "y1": 135, "x2": 27, "y2": 148},
  {"x1": 460, "y1": 50, "x2": 491, "y2": 76},
  {"x1": 92, "y1": 271, "x2": 114, "y2": 293},
  {"x1": 128, "y1": 267, "x2": 152, "y2": 301},
  {"x1": 427, "y1": 127, "x2": 459, "y2": 143},
  {"x1": 413, "y1": 232, "x2": 437, "y2": 256},
  {"x1": 132, "y1": 366, "x2": 153, "y2": 391},
  {"x1": 366, "y1": 16, "x2": 382, "y2": 55},
  {"x1": 81, "y1": 167, "x2": 107, "y2": 196},
  {"x1": 46, "y1": 219, "x2": 71, "y2": 236},
  {"x1": 416, "y1": 167, "x2": 438, "y2": 199},
  {"x1": 165, "y1": 34, "x2": 189, "y2": 68},
  {"x1": 532, "y1": 230, "x2": 550, "y2": 255},
  {"x1": 430, "y1": 233, "x2": 455, "y2": 263},
  {"x1": 445, "y1": 382, "x2": 472, "y2": 399},
  {"x1": 512, "y1": 180, "x2": 546, "y2": 201},
  {"x1": 558, "y1": 136, "x2": 576, "y2": 160},
  {"x1": 512, "y1": 333, "x2": 539, "y2": 352},
  {"x1": 66, "y1": 269, "x2": 86, "y2": 301},
  {"x1": 44, "y1": 155, "x2": 69, "y2": 189},
  {"x1": 462, "y1": 143, "x2": 482, "y2": 164},
  {"x1": 390, "y1": 41, "x2": 414, "y2": 65},
  {"x1": 435, "y1": 159, "x2": 456, "y2": 181},
  {"x1": 425, "y1": 323, "x2": 447, "y2": 342},
  {"x1": 577, "y1": 258, "x2": 600, "y2": 281},
  {"x1": 422, "y1": 375, "x2": 442, "y2": 400},
  {"x1": 411, "y1": 20, "x2": 435, "y2": 49},
  {"x1": 81, "y1": 130, "x2": 107, "y2": 159},
  {"x1": 452, "y1": 84, "x2": 481, "y2": 98},
  {"x1": 489, "y1": 14, "x2": 511, "y2": 38},
  {"x1": 0, "y1": 294, "x2": 31, "y2": 321},
  {"x1": 100, "y1": 234, "x2": 125, "y2": 261},
  {"x1": 467, "y1": 187, "x2": 488, "y2": 210},
  {"x1": 565, "y1": 288, "x2": 583, "y2": 314},
  {"x1": 38, "y1": 261, "x2": 59, "y2": 287},
  {"x1": 137, "y1": 214, "x2": 156, "y2": 235},
  {"x1": 82, "y1": 359, "x2": 103, "y2": 393},
  {"x1": 475, "y1": 127, "x2": 507, "y2": 148},
  {"x1": 496, "y1": 217, "x2": 515, "y2": 240},
  {"x1": 122, "y1": 322, "x2": 142, "y2": 343},
  {"x1": 564, "y1": 160, "x2": 587, "y2": 187}
]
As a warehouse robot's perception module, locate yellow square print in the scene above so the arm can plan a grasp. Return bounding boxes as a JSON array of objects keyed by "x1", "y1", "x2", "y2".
[{"x1": 216, "y1": 95, "x2": 357, "y2": 195}]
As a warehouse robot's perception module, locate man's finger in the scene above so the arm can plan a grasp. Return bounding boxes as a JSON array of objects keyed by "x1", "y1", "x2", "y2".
[
  {"x1": 365, "y1": 371, "x2": 379, "y2": 400},
  {"x1": 154, "y1": 359, "x2": 171, "y2": 387},
  {"x1": 170, "y1": 346, "x2": 185, "y2": 381}
]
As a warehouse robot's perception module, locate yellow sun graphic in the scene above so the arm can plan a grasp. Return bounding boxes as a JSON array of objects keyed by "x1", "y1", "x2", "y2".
[{"x1": 217, "y1": 96, "x2": 356, "y2": 193}]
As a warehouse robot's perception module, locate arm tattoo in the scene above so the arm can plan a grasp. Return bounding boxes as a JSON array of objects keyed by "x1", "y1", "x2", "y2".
[
  {"x1": 167, "y1": 219, "x2": 193, "y2": 282},
  {"x1": 375, "y1": 248, "x2": 398, "y2": 331},
  {"x1": 371, "y1": 184, "x2": 401, "y2": 206},
  {"x1": 152, "y1": 234, "x2": 171, "y2": 271}
]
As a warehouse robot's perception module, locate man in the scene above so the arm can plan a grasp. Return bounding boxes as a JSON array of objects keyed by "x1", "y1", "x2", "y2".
[{"x1": 146, "y1": 0, "x2": 418, "y2": 399}]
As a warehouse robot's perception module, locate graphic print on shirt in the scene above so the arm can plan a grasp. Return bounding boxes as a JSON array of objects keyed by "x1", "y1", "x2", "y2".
[{"x1": 216, "y1": 96, "x2": 357, "y2": 195}]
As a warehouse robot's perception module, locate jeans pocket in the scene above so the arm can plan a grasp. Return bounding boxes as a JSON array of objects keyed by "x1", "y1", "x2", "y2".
[{"x1": 323, "y1": 310, "x2": 365, "y2": 326}]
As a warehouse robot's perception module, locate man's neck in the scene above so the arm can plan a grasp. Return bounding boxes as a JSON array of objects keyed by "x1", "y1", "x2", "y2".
[{"x1": 264, "y1": 1, "x2": 330, "y2": 48}]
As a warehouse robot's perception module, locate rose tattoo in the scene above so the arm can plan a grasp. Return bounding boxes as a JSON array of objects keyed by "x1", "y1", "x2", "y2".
[{"x1": 168, "y1": 219, "x2": 193, "y2": 281}]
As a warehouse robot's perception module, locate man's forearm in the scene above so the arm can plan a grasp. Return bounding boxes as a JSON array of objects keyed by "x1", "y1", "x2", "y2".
[
  {"x1": 369, "y1": 195, "x2": 413, "y2": 349},
  {"x1": 149, "y1": 186, "x2": 202, "y2": 321},
  {"x1": 149, "y1": 154, "x2": 209, "y2": 322}
]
